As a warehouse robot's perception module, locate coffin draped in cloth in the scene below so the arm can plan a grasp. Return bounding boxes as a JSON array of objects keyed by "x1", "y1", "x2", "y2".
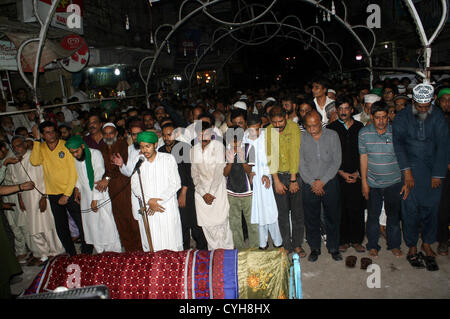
[{"x1": 23, "y1": 248, "x2": 289, "y2": 299}]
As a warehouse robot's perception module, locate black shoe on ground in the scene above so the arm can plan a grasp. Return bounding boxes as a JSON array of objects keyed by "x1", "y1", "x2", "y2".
[
  {"x1": 308, "y1": 249, "x2": 321, "y2": 262},
  {"x1": 331, "y1": 251, "x2": 343, "y2": 261}
]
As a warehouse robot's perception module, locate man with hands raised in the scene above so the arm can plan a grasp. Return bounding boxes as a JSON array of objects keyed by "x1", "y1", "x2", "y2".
[{"x1": 130, "y1": 131, "x2": 183, "y2": 252}]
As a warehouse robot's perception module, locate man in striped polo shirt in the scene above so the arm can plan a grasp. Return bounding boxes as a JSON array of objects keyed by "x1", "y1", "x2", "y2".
[{"x1": 358, "y1": 102, "x2": 409, "y2": 258}]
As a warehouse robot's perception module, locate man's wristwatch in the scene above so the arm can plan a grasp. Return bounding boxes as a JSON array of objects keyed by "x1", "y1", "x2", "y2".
[{"x1": 290, "y1": 180, "x2": 297, "y2": 183}]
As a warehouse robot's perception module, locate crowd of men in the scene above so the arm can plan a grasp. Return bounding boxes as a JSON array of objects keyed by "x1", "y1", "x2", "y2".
[{"x1": 0, "y1": 75, "x2": 449, "y2": 295}]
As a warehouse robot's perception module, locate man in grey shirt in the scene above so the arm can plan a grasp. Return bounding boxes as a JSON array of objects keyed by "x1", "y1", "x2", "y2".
[{"x1": 299, "y1": 111, "x2": 342, "y2": 262}]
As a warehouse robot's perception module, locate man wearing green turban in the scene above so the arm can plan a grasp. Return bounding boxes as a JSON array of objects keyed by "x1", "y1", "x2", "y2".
[
  {"x1": 129, "y1": 131, "x2": 183, "y2": 252},
  {"x1": 371, "y1": 87, "x2": 383, "y2": 97},
  {"x1": 66, "y1": 136, "x2": 122, "y2": 253}
]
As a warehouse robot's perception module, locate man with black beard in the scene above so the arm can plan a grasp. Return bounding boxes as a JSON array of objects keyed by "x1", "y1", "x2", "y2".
[
  {"x1": 98, "y1": 123, "x2": 142, "y2": 252},
  {"x1": 282, "y1": 96, "x2": 299, "y2": 123},
  {"x1": 66, "y1": 136, "x2": 121, "y2": 253},
  {"x1": 111, "y1": 119, "x2": 144, "y2": 178},
  {"x1": 158, "y1": 123, "x2": 207, "y2": 250},
  {"x1": 393, "y1": 83, "x2": 449, "y2": 271}
]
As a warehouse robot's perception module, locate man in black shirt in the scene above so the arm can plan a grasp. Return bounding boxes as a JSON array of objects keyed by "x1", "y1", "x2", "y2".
[
  {"x1": 327, "y1": 95, "x2": 366, "y2": 253},
  {"x1": 158, "y1": 123, "x2": 207, "y2": 250},
  {"x1": 223, "y1": 125, "x2": 257, "y2": 249}
]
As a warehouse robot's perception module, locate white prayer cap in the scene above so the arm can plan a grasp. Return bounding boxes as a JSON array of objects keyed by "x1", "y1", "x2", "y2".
[
  {"x1": 155, "y1": 105, "x2": 165, "y2": 111},
  {"x1": 240, "y1": 94, "x2": 248, "y2": 100},
  {"x1": 413, "y1": 83, "x2": 434, "y2": 103},
  {"x1": 328, "y1": 89, "x2": 336, "y2": 95},
  {"x1": 364, "y1": 94, "x2": 381, "y2": 104},
  {"x1": 397, "y1": 84, "x2": 406, "y2": 94},
  {"x1": 254, "y1": 100, "x2": 264, "y2": 105},
  {"x1": 262, "y1": 97, "x2": 276, "y2": 106},
  {"x1": 233, "y1": 101, "x2": 247, "y2": 110},
  {"x1": 102, "y1": 122, "x2": 116, "y2": 130},
  {"x1": 236, "y1": 90, "x2": 243, "y2": 95}
]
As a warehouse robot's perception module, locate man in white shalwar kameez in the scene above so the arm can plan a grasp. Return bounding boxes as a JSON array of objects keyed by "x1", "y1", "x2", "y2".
[
  {"x1": 65, "y1": 136, "x2": 122, "y2": 253},
  {"x1": 130, "y1": 131, "x2": 183, "y2": 252},
  {"x1": 1, "y1": 146, "x2": 29, "y2": 261},
  {"x1": 243, "y1": 115, "x2": 283, "y2": 249},
  {"x1": 10, "y1": 136, "x2": 65, "y2": 264},
  {"x1": 191, "y1": 123, "x2": 234, "y2": 249}
]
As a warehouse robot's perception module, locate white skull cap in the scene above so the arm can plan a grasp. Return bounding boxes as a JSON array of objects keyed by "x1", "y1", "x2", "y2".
[
  {"x1": 233, "y1": 101, "x2": 247, "y2": 110},
  {"x1": 102, "y1": 122, "x2": 116, "y2": 129},
  {"x1": 364, "y1": 94, "x2": 381, "y2": 104},
  {"x1": 413, "y1": 83, "x2": 434, "y2": 103}
]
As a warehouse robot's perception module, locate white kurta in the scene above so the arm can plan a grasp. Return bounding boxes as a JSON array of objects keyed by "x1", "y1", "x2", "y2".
[
  {"x1": 130, "y1": 152, "x2": 183, "y2": 252},
  {"x1": 191, "y1": 140, "x2": 230, "y2": 227},
  {"x1": 2, "y1": 150, "x2": 26, "y2": 229},
  {"x1": 74, "y1": 149, "x2": 121, "y2": 253},
  {"x1": 10, "y1": 151, "x2": 60, "y2": 235},
  {"x1": 10, "y1": 150, "x2": 65, "y2": 257},
  {"x1": 243, "y1": 130, "x2": 279, "y2": 226},
  {"x1": 119, "y1": 144, "x2": 141, "y2": 177}
]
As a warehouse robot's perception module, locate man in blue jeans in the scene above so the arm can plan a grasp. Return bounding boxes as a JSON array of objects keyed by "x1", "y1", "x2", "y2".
[{"x1": 358, "y1": 102, "x2": 409, "y2": 258}]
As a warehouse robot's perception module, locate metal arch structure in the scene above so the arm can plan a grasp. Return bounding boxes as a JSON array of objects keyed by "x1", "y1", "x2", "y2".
[
  {"x1": 183, "y1": 20, "x2": 344, "y2": 90},
  {"x1": 16, "y1": 0, "x2": 61, "y2": 121},
  {"x1": 296, "y1": 0, "x2": 376, "y2": 88},
  {"x1": 140, "y1": 0, "x2": 279, "y2": 107},
  {"x1": 140, "y1": 0, "x2": 376, "y2": 96},
  {"x1": 299, "y1": 0, "x2": 449, "y2": 85},
  {"x1": 139, "y1": 0, "x2": 449, "y2": 101},
  {"x1": 4, "y1": 0, "x2": 447, "y2": 120},
  {"x1": 403, "y1": 0, "x2": 449, "y2": 83}
]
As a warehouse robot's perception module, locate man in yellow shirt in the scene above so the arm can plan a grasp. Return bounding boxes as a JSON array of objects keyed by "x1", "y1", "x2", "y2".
[
  {"x1": 266, "y1": 105, "x2": 305, "y2": 257},
  {"x1": 31, "y1": 121, "x2": 92, "y2": 256}
]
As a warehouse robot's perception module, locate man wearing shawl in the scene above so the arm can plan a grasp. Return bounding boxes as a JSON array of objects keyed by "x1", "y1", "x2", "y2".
[
  {"x1": 10, "y1": 136, "x2": 64, "y2": 266},
  {"x1": 130, "y1": 131, "x2": 183, "y2": 252},
  {"x1": 393, "y1": 83, "x2": 449, "y2": 271},
  {"x1": 98, "y1": 122, "x2": 142, "y2": 252},
  {"x1": 66, "y1": 136, "x2": 122, "y2": 253},
  {"x1": 243, "y1": 115, "x2": 283, "y2": 249}
]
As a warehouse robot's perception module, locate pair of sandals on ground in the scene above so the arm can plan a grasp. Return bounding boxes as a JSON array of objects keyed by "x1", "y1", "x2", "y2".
[
  {"x1": 291, "y1": 241, "x2": 440, "y2": 272},
  {"x1": 406, "y1": 244, "x2": 440, "y2": 271}
]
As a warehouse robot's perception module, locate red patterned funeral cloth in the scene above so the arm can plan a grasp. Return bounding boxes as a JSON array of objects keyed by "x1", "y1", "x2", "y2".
[
  {"x1": 23, "y1": 249, "x2": 239, "y2": 299},
  {"x1": 24, "y1": 250, "x2": 188, "y2": 299}
]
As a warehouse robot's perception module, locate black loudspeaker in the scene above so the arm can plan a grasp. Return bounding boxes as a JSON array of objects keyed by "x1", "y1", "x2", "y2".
[{"x1": 18, "y1": 285, "x2": 110, "y2": 299}]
